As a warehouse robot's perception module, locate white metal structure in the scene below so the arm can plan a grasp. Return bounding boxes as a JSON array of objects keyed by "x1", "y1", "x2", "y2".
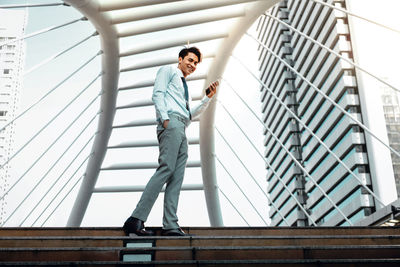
[
  {"x1": 1, "y1": 0, "x2": 400, "y2": 228},
  {"x1": 63, "y1": 0, "x2": 280, "y2": 227}
]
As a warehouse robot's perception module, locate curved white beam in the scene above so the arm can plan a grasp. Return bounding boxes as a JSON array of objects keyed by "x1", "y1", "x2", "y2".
[
  {"x1": 65, "y1": 0, "x2": 119, "y2": 227},
  {"x1": 98, "y1": 0, "x2": 183, "y2": 12},
  {"x1": 117, "y1": 8, "x2": 245, "y2": 37},
  {"x1": 119, "y1": 74, "x2": 207, "y2": 91},
  {"x1": 110, "y1": 0, "x2": 258, "y2": 24},
  {"x1": 120, "y1": 52, "x2": 215, "y2": 72},
  {"x1": 120, "y1": 31, "x2": 228, "y2": 57},
  {"x1": 199, "y1": 0, "x2": 280, "y2": 226}
]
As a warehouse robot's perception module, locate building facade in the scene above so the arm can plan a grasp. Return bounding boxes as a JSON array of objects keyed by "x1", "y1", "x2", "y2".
[
  {"x1": 380, "y1": 84, "x2": 400, "y2": 198},
  {"x1": 256, "y1": 0, "x2": 376, "y2": 226},
  {"x1": 0, "y1": 9, "x2": 27, "y2": 224}
]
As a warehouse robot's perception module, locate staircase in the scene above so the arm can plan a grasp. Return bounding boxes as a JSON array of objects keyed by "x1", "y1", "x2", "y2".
[{"x1": 0, "y1": 227, "x2": 400, "y2": 266}]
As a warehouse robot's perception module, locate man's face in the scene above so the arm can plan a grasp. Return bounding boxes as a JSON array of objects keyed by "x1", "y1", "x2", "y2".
[{"x1": 178, "y1": 52, "x2": 199, "y2": 77}]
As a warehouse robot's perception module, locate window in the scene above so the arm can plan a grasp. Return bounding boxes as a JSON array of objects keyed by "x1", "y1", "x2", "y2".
[
  {"x1": 0, "y1": 111, "x2": 7, "y2": 116},
  {"x1": 3, "y1": 69, "x2": 9, "y2": 74}
]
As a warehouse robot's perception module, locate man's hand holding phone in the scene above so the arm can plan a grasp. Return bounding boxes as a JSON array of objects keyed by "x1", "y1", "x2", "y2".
[{"x1": 206, "y1": 80, "x2": 219, "y2": 98}]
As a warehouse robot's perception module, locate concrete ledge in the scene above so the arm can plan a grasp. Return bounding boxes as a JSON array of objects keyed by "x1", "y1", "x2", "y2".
[{"x1": 355, "y1": 198, "x2": 400, "y2": 226}]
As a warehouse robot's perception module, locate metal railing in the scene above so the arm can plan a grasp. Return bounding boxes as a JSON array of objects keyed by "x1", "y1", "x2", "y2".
[
  {"x1": 0, "y1": 3, "x2": 100, "y2": 226},
  {"x1": 1, "y1": 0, "x2": 399, "y2": 227}
]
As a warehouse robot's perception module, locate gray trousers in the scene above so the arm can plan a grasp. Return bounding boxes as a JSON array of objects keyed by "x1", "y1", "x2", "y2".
[{"x1": 131, "y1": 116, "x2": 188, "y2": 230}]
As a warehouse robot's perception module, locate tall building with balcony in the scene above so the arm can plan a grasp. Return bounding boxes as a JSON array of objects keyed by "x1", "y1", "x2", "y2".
[
  {"x1": 0, "y1": 9, "x2": 27, "y2": 224},
  {"x1": 256, "y1": 0, "x2": 381, "y2": 226}
]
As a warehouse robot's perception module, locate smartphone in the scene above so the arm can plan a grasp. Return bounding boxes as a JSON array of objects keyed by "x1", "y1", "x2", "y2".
[{"x1": 206, "y1": 80, "x2": 220, "y2": 95}]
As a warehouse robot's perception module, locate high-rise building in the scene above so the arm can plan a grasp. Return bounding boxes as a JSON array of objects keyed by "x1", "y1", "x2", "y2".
[
  {"x1": 380, "y1": 84, "x2": 400, "y2": 198},
  {"x1": 0, "y1": 9, "x2": 27, "y2": 224},
  {"x1": 256, "y1": 0, "x2": 384, "y2": 226}
]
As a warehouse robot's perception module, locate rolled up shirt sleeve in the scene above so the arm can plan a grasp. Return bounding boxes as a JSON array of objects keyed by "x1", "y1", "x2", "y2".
[{"x1": 152, "y1": 67, "x2": 170, "y2": 122}]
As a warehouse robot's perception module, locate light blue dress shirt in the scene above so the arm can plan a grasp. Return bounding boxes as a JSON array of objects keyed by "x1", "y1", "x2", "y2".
[{"x1": 152, "y1": 65, "x2": 211, "y2": 124}]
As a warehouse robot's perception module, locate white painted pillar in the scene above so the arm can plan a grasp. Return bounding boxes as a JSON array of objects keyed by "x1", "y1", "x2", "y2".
[{"x1": 200, "y1": 0, "x2": 280, "y2": 226}]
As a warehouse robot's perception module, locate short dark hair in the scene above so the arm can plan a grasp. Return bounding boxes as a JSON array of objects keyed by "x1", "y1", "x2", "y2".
[{"x1": 179, "y1": 46, "x2": 202, "y2": 63}]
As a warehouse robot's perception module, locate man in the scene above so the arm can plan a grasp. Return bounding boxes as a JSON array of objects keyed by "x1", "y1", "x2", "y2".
[{"x1": 123, "y1": 47, "x2": 219, "y2": 236}]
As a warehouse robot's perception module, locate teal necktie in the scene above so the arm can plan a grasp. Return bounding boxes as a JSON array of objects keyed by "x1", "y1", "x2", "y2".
[{"x1": 181, "y1": 77, "x2": 191, "y2": 120}]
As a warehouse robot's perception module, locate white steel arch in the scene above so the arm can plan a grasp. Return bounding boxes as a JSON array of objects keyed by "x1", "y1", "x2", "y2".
[
  {"x1": 65, "y1": 0, "x2": 280, "y2": 227},
  {"x1": 200, "y1": 0, "x2": 281, "y2": 226}
]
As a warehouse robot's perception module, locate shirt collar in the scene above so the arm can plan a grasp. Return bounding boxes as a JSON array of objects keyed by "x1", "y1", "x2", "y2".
[{"x1": 176, "y1": 67, "x2": 184, "y2": 78}]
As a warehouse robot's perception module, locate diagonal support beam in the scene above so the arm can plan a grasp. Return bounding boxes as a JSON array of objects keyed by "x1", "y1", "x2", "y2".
[{"x1": 65, "y1": 0, "x2": 119, "y2": 227}]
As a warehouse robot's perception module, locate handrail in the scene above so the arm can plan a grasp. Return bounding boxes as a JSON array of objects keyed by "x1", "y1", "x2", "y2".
[
  {"x1": 40, "y1": 174, "x2": 84, "y2": 227},
  {"x1": 217, "y1": 99, "x2": 317, "y2": 226},
  {"x1": 0, "y1": 3, "x2": 67, "y2": 9},
  {"x1": 0, "y1": 66, "x2": 101, "y2": 171},
  {"x1": 244, "y1": 31, "x2": 387, "y2": 207},
  {"x1": 6, "y1": 0, "x2": 394, "y2": 227},
  {"x1": 220, "y1": 96, "x2": 352, "y2": 225},
  {"x1": 0, "y1": 79, "x2": 101, "y2": 226},
  {"x1": 219, "y1": 78, "x2": 312, "y2": 225},
  {"x1": 19, "y1": 111, "x2": 100, "y2": 226},
  {"x1": 0, "y1": 17, "x2": 87, "y2": 47},
  {"x1": 0, "y1": 72, "x2": 101, "y2": 204},
  {"x1": 30, "y1": 133, "x2": 97, "y2": 226},
  {"x1": 0, "y1": 51, "x2": 101, "y2": 133},
  {"x1": 263, "y1": 12, "x2": 400, "y2": 94},
  {"x1": 39, "y1": 152, "x2": 92, "y2": 227},
  {"x1": 215, "y1": 154, "x2": 268, "y2": 225},
  {"x1": 25, "y1": 32, "x2": 99, "y2": 76},
  {"x1": 228, "y1": 54, "x2": 361, "y2": 225},
  {"x1": 215, "y1": 126, "x2": 289, "y2": 226},
  {"x1": 309, "y1": 0, "x2": 400, "y2": 35},
  {"x1": 217, "y1": 186, "x2": 250, "y2": 226}
]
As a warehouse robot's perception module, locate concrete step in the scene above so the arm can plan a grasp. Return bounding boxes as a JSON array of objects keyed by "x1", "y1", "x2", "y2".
[
  {"x1": 154, "y1": 234, "x2": 400, "y2": 247},
  {"x1": 184, "y1": 226, "x2": 400, "y2": 236},
  {"x1": 1, "y1": 245, "x2": 399, "y2": 262},
  {"x1": 127, "y1": 245, "x2": 400, "y2": 261},
  {"x1": 1, "y1": 234, "x2": 399, "y2": 248},
  {"x1": 1, "y1": 226, "x2": 400, "y2": 237},
  {"x1": 0, "y1": 247, "x2": 120, "y2": 262},
  {"x1": 0, "y1": 259, "x2": 400, "y2": 266},
  {"x1": 0, "y1": 236, "x2": 124, "y2": 248},
  {"x1": 0, "y1": 227, "x2": 399, "y2": 265},
  {"x1": 0, "y1": 227, "x2": 124, "y2": 237}
]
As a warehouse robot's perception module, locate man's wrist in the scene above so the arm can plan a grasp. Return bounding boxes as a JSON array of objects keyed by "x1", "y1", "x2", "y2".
[
  {"x1": 161, "y1": 114, "x2": 170, "y2": 122},
  {"x1": 162, "y1": 119, "x2": 170, "y2": 128}
]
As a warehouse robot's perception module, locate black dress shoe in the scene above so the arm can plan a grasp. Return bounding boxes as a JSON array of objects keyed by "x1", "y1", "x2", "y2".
[
  {"x1": 123, "y1": 216, "x2": 154, "y2": 236},
  {"x1": 161, "y1": 227, "x2": 189, "y2": 236}
]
